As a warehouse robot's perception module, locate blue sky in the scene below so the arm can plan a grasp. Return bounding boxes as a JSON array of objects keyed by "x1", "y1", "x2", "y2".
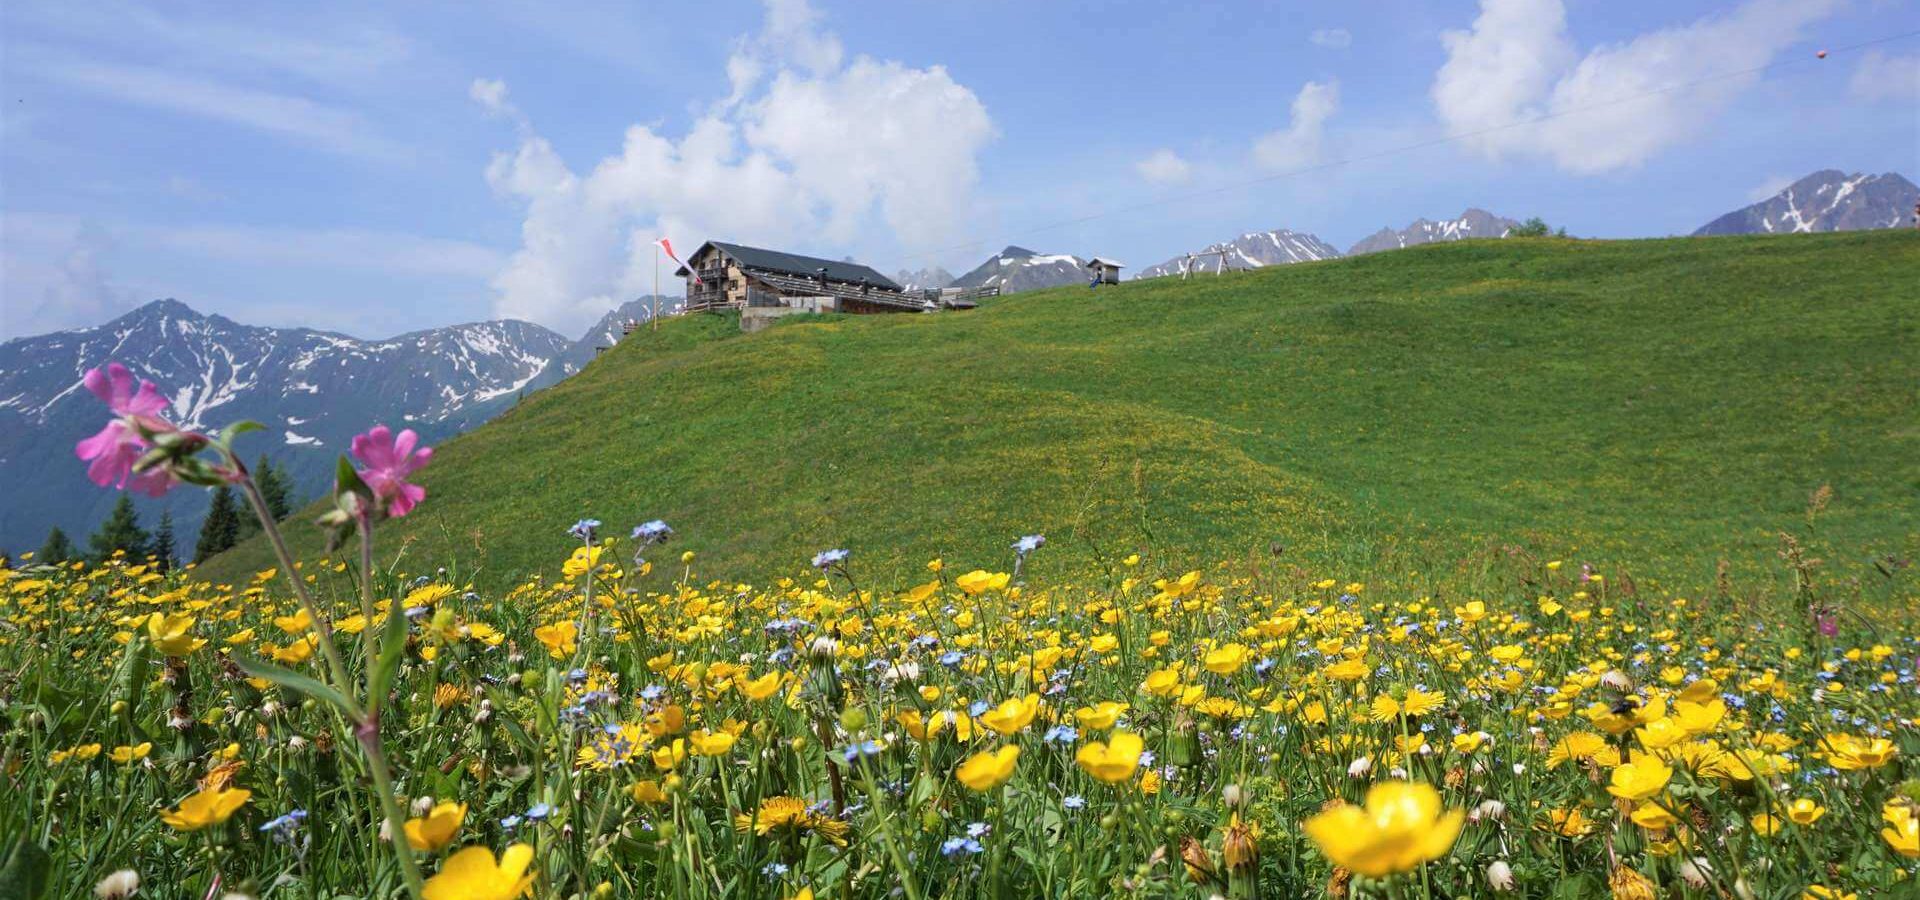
[{"x1": 2, "y1": 0, "x2": 1915, "y2": 339}]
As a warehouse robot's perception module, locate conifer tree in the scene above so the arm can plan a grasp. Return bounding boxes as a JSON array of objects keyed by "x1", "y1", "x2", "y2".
[
  {"x1": 153, "y1": 510, "x2": 177, "y2": 572},
  {"x1": 194, "y1": 485, "x2": 242, "y2": 563},
  {"x1": 238, "y1": 454, "x2": 294, "y2": 539},
  {"x1": 37, "y1": 527, "x2": 77, "y2": 563},
  {"x1": 259, "y1": 454, "x2": 294, "y2": 521},
  {"x1": 88, "y1": 495, "x2": 151, "y2": 562}
]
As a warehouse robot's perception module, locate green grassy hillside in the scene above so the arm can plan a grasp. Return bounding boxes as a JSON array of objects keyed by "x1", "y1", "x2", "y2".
[{"x1": 206, "y1": 231, "x2": 1920, "y2": 587}]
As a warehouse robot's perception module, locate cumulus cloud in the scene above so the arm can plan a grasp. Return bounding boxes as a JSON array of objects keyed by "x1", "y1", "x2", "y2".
[
  {"x1": 1135, "y1": 149, "x2": 1192, "y2": 185},
  {"x1": 1252, "y1": 80, "x2": 1340, "y2": 171},
  {"x1": 1432, "y1": 0, "x2": 1843, "y2": 174},
  {"x1": 477, "y1": 0, "x2": 994, "y2": 335},
  {"x1": 1310, "y1": 28, "x2": 1353, "y2": 50},
  {"x1": 1849, "y1": 51, "x2": 1920, "y2": 102},
  {"x1": 0, "y1": 214, "x2": 135, "y2": 338},
  {"x1": 1746, "y1": 173, "x2": 1794, "y2": 202}
]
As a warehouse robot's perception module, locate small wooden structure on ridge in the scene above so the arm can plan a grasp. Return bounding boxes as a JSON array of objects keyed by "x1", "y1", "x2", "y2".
[{"x1": 1086, "y1": 257, "x2": 1125, "y2": 286}]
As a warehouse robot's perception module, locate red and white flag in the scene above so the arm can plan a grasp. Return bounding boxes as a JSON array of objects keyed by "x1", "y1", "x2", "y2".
[{"x1": 657, "y1": 237, "x2": 700, "y2": 285}]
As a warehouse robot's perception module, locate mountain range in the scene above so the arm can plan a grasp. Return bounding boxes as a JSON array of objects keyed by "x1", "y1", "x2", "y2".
[
  {"x1": 1136, "y1": 229, "x2": 1343, "y2": 279},
  {"x1": 0, "y1": 298, "x2": 659, "y2": 554},
  {"x1": 1347, "y1": 208, "x2": 1520, "y2": 255},
  {"x1": 1693, "y1": 170, "x2": 1917, "y2": 236},
  {"x1": 893, "y1": 266, "x2": 956, "y2": 292},
  {"x1": 948, "y1": 246, "x2": 1092, "y2": 293}
]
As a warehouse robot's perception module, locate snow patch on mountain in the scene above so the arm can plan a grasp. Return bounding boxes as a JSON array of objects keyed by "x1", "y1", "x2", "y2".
[
  {"x1": 1694, "y1": 170, "x2": 1918, "y2": 236},
  {"x1": 1137, "y1": 229, "x2": 1341, "y2": 279}
]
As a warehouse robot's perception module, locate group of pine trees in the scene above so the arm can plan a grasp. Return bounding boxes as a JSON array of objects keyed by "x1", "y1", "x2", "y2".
[{"x1": 32, "y1": 454, "x2": 296, "y2": 570}]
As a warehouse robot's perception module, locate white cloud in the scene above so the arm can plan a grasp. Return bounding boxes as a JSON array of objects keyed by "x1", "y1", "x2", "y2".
[
  {"x1": 476, "y1": 0, "x2": 995, "y2": 335},
  {"x1": 1747, "y1": 173, "x2": 1794, "y2": 202},
  {"x1": 1432, "y1": 0, "x2": 1843, "y2": 174},
  {"x1": 1252, "y1": 80, "x2": 1340, "y2": 171},
  {"x1": 0, "y1": 214, "x2": 135, "y2": 338},
  {"x1": 1850, "y1": 51, "x2": 1920, "y2": 102},
  {"x1": 1310, "y1": 28, "x2": 1353, "y2": 50},
  {"x1": 469, "y1": 78, "x2": 511, "y2": 115},
  {"x1": 1135, "y1": 149, "x2": 1193, "y2": 185},
  {"x1": 28, "y1": 56, "x2": 403, "y2": 161}
]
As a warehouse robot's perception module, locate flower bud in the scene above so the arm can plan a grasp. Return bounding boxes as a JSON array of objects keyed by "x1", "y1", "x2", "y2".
[
  {"x1": 1469, "y1": 799, "x2": 1507, "y2": 823},
  {"x1": 94, "y1": 870, "x2": 140, "y2": 899},
  {"x1": 1486, "y1": 860, "x2": 1515, "y2": 892}
]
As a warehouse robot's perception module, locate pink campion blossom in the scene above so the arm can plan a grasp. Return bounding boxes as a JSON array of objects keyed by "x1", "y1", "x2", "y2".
[
  {"x1": 74, "y1": 363, "x2": 178, "y2": 496},
  {"x1": 349, "y1": 425, "x2": 432, "y2": 518},
  {"x1": 86, "y1": 362, "x2": 171, "y2": 418}
]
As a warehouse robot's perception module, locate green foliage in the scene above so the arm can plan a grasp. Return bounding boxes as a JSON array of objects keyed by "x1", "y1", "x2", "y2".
[
  {"x1": 1509, "y1": 217, "x2": 1554, "y2": 237},
  {"x1": 35, "y1": 527, "x2": 76, "y2": 564},
  {"x1": 86, "y1": 495, "x2": 149, "y2": 563},
  {"x1": 236, "y1": 454, "x2": 293, "y2": 540},
  {"x1": 193, "y1": 485, "x2": 241, "y2": 564},
  {"x1": 0, "y1": 833, "x2": 51, "y2": 900},
  {"x1": 205, "y1": 231, "x2": 1920, "y2": 588},
  {"x1": 152, "y1": 511, "x2": 177, "y2": 573}
]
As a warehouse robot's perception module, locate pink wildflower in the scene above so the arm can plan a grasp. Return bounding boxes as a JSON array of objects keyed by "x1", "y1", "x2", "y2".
[
  {"x1": 74, "y1": 363, "x2": 177, "y2": 496},
  {"x1": 349, "y1": 425, "x2": 432, "y2": 518}
]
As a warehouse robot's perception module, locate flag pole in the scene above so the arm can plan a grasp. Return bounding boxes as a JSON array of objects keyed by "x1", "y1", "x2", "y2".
[{"x1": 652, "y1": 239, "x2": 660, "y2": 332}]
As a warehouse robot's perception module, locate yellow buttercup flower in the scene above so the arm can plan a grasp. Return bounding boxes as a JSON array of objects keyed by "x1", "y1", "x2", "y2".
[
  {"x1": 1203, "y1": 643, "x2": 1249, "y2": 675},
  {"x1": 1370, "y1": 689, "x2": 1444, "y2": 722},
  {"x1": 1141, "y1": 667, "x2": 1183, "y2": 696},
  {"x1": 1075, "y1": 730, "x2": 1144, "y2": 783},
  {"x1": 145, "y1": 612, "x2": 205, "y2": 656},
  {"x1": 109, "y1": 742, "x2": 152, "y2": 764},
  {"x1": 631, "y1": 780, "x2": 667, "y2": 804},
  {"x1": 688, "y1": 729, "x2": 737, "y2": 756},
  {"x1": 1073, "y1": 701, "x2": 1129, "y2": 731},
  {"x1": 1325, "y1": 658, "x2": 1370, "y2": 682},
  {"x1": 405, "y1": 801, "x2": 467, "y2": 851},
  {"x1": 1817, "y1": 735, "x2": 1897, "y2": 770},
  {"x1": 1883, "y1": 803, "x2": 1920, "y2": 858},
  {"x1": 422, "y1": 844, "x2": 536, "y2": 900},
  {"x1": 979, "y1": 694, "x2": 1039, "y2": 735},
  {"x1": 534, "y1": 621, "x2": 577, "y2": 659},
  {"x1": 1303, "y1": 781, "x2": 1463, "y2": 877},
  {"x1": 741, "y1": 672, "x2": 782, "y2": 701},
  {"x1": 1786, "y1": 797, "x2": 1826, "y2": 825},
  {"x1": 954, "y1": 570, "x2": 1010, "y2": 595},
  {"x1": 652, "y1": 739, "x2": 687, "y2": 771},
  {"x1": 562, "y1": 546, "x2": 603, "y2": 579},
  {"x1": 160, "y1": 787, "x2": 251, "y2": 831},
  {"x1": 1629, "y1": 802, "x2": 1678, "y2": 830},
  {"x1": 272, "y1": 608, "x2": 313, "y2": 634},
  {"x1": 1607, "y1": 757, "x2": 1674, "y2": 802},
  {"x1": 956, "y1": 745, "x2": 1019, "y2": 791}
]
